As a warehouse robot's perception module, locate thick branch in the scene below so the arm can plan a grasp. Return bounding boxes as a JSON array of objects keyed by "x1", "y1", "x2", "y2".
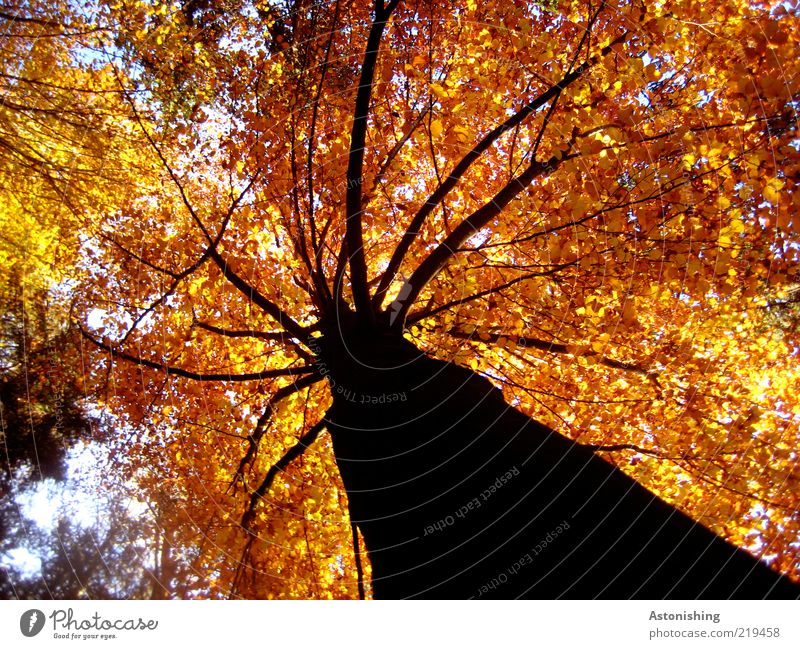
[
  {"x1": 307, "y1": 0, "x2": 340, "y2": 244},
  {"x1": 407, "y1": 263, "x2": 577, "y2": 324},
  {"x1": 0, "y1": 10, "x2": 60, "y2": 27},
  {"x1": 192, "y1": 319, "x2": 314, "y2": 363},
  {"x1": 206, "y1": 248, "x2": 310, "y2": 341},
  {"x1": 289, "y1": 113, "x2": 317, "y2": 284},
  {"x1": 582, "y1": 442, "x2": 666, "y2": 457},
  {"x1": 341, "y1": 0, "x2": 401, "y2": 321},
  {"x1": 80, "y1": 325, "x2": 314, "y2": 382},
  {"x1": 390, "y1": 152, "x2": 571, "y2": 329},
  {"x1": 192, "y1": 320, "x2": 293, "y2": 342},
  {"x1": 447, "y1": 328, "x2": 653, "y2": 375}
]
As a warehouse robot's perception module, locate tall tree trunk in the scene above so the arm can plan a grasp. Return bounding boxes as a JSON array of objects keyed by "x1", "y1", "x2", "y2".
[{"x1": 319, "y1": 326, "x2": 800, "y2": 599}]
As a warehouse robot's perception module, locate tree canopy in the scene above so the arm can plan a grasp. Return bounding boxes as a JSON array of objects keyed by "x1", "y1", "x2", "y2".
[{"x1": 2, "y1": 0, "x2": 798, "y2": 598}]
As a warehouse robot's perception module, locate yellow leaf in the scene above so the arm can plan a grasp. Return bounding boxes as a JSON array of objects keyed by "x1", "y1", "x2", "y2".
[
  {"x1": 430, "y1": 83, "x2": 448, "y2": 99},
  {"x1": 763, "y1": 185, "x2": 780, "y2": 205},
  {"x1": 572, "y1": 195, "x2": 589, "y2": 218},
  {"x1": 622, "y1": 301, "x2": 637, "y2": 325}
]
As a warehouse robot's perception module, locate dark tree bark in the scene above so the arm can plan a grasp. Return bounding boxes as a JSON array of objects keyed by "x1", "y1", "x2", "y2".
[{"x1": 318, "y1": 317, "x2": 800, "y2": 599}]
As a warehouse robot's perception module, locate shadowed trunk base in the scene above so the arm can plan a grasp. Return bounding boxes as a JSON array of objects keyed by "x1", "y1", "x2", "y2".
[{"x1": 318, "y1": 328, "x2": 800, "y2": 599}]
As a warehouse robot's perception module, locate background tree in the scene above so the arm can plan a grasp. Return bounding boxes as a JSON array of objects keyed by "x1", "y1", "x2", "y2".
[
  {"x1": 0, "y1": 475, "x2": 165, "y2": 599},
  {"x1": 28, "y1": 0, "x2": 800, "y2": 597},
  {"x1": 0, "y1": 0, "x2": 167, "y2": 599},
  {"x1": 0, "y1": 0, "x2": 150, "y2": 485}
]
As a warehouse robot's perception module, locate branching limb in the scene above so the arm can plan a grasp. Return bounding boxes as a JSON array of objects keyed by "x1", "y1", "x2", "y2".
[
  {"x1": 372, "y1": 28, "x2": 630, "y2": 309},
  {"x1": 111, "y1": 64, "x2": 310, "y2": 341},
  {"x1": 241, "y1": 416, "x2": 327, "y2": 530},
  {"x1": 192, "y1": 318, "x2": 314, "y2": 363},
  {"x1": 582, "y1": 442, "x2": 668, "y2": 457},
  {"x1": 289, "y1": 112, "x2": 318, "y2": 284},
  {"x1": 306, "y1": 0, "x2": 340, "y2": 251},
  {"x1": 373, "y1": 101, "x2": 432, "y2": 191},
  {"x1": 191, "y1": 319, "x2": 295, "y2": 342},
  {"x1": 407, "y1": 263, "x2": 577, "y2": 324},
  {"x1": 0, "y1": 10, "x2": 60, "y2": 27},
  {"x1": 390, "y1": 150, "x2": 575, "y2": 329},
  {"x1": 447, "y1": 328, "x2": 655, "y2": 375},
  {"x1": 79, "y1": 325, "x2": 315, "y2": 382},
  {"x1": 206, "y1": 251, "x2": 311, "y2": 341},
  {"x1": 230, "y1": 374, "x2": 322, "y2": 491},
  {"x1": 340, "y1": 0, "x2": 402, "y2": 321}
]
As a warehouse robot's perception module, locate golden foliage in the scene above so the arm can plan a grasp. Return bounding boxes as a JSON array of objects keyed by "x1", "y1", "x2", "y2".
[{"x1": 17, "y1": 0, "x2": 798, "y2": 596}]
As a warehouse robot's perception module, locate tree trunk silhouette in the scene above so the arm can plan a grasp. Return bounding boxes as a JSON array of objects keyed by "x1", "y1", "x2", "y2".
[{"x1": 320, "y1": 322, "x2": 800, "y2": 599}]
